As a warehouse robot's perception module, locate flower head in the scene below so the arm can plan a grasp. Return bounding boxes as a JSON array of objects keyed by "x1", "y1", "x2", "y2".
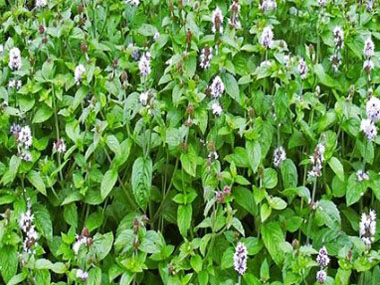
[
  {"x1": 36, "y1": 0, "x2": 47, "y2": 8},
  {"x1": 316, "y1": 247, "x2": 330, "y2": 267},
  {"x1": 74, "y1": 64, "x2": 86, "y2": 85},
  {"x1": 9, "y1": 47, "x2": 22, "y2": 71},
  {"x1": 53, "y1": 138, "x2": 67, "y2": 154},
  {"x1": 364, "y1": 37, "x2": 375, "y2": 58},
  {"x1": 360, "y1": 209, "x2": 376, "y2": 247},
  {"x1": 210, "y1": 76, "x2": 225, "y2": 98},
  {"x1": 139, "y1": 52, "x2": 151, "y2": 76},
  {"x1": 308, "y1": 143, "x2": 325, "y2": 178},
  {"x1": 228, "y1": 0, "x2": 241, "y2": 29},
  {"x1": 316, "y1": 270, "x2": 327, "y2": 283},
  {"x1": 330, "y1": 53, "x2": 341, "y2": 72},
  {"x1": 317, "y1": 0, "x2": 328, "y2": 6},
  {"x1": 260, "y1": 0, "x2": 277, "y2": 11},
  {"x1": 126, "y1": 0, "x2": 140, "y2": 5},
  {"x1": 211, "y1": 101, "x2": 222, "y2": 116},
  {"x1": 199, "y1": 46, "x2": 213, "y2": 69},
  {"x1": 298, "y1": 58, "x2": 308, "y2": 79},
  {"x1": 260, "y1": 26, "x2": 274, "y2": 49},
  {"x1": 363, "y1": 59, "x2": 374, "y2": 74},
  {"x1": 233, "y1": 242, "x2": 247, "y2": 276},
  {"x1": 333, "y1": 27, "x2": 344, "y2": 50},
  {"x1": 360, "y1": 118, "x2": 377, "y2": 140},
  {"x1": 20, "y1": 199, "x2": 38, "y2": 254},
  {"x1": 18, "y1": 126, "x2": 33, "y2": 149},
  {"x1": 212, "y1": 7, "x2": 224, "y2": 34},
  {"x1": 356, "y1": 169, "x2": 370, "y2": 182},
  {"x1": 76, "y1": 269, "x2": 89, "y2": 282},
  {"x1": 273, "y1": 146, "x2": 286, "y2": 167},
  {"x1": 366, "y1": 96, "x2": 380, "y2": 122}
]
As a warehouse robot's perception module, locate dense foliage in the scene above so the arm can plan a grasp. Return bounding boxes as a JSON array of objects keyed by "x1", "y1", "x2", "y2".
[{"x1": 2, "y1": 0, "x2": 380, "y2": 284}]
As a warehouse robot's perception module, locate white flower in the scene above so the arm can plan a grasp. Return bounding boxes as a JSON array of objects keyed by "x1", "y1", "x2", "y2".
[
  {"x1": 356, "y1": 169, "x2": 370, "y2": 182},
  {"x1": 73, "y1": 235, "x2": 89, "y2": 255},
  {"x1": 140, "y1": 91, "x2": 148, "y2": 106},
  {"x1": 18, "y1": 126, "x2": 33, "y2": 149},
  {"x1": 360, "y1": 118, "x2": 377, "y2": 141},
  {"x1": 228, "y1": 0, "x2": 241, "y2": 29},
  {"x1": 139, "y1": 52, "x2": 151, "y2": 76},
  {"x1": 363, "y1": 59, "x2": 374, "y2": 73},
  {"x1": 199, "y1": 47, "x2": 213, "y2": 69},
  {"x1": 298, "y1": 58, "x2": 308, "y2": 79},
  {"x1": 20, "y1": 199, "x2": 38, "y2": 254},
  {"x1": 211, "y1": 7, "x2": 223, "y2": 34},
  {"x1": 260, "y1": 0, "x2": 277, "y2": 11},
  {"x1": 360, "y1": 210, "x2": 376, "y2": 247},
  {"x1": 211, "y1": 101, "x2": 222, "y2": 116},
  {"x1": 210, "y1": 76, "x2": 225, "y2": 98},
  {"x1": 316, "y1": 247, "x2": 330, "y2": 268},
  {"x1": 20, "y1": 151, "x2": 32, "y2": 162},
  {"x1": 260, "y1": 26, "x2": 274, "y2": 49},
  {"x1": 35, "y1": 0, "x2": 47, "y2": 8},
  {"x1": 76, "y1": 269, "x2": 89, "y2": 282},
  {"x1": 74, "y1": 64, "x2": 86, "y2": 85},
  {"x1": 153, "y1": 32, "x2": 160, "y2": 41},
  {"x1": 8, "y1": 79, "x2": 22, "y2": 89},
  {"x1": 364, "y1": 37, "x2": 375, "y2": 58},
  {"x1": 333, "y1": 26, "x2": 344, "y2": 49},
  {"x1": 273, "y1": 146, "x2": 286, "y2": 167},
  {"x1": 330, "y1": 53, "x2": 341, "y2": 72},
  {"x1": 208, "y1": 151, "x2": 218, "y2": 161},
  {"x1": 308, "y1": 143, "x2": 325, "y2": 178},
  {"x1": 366, "y1": 96, "x2": 380, "y2": 122},
  {"x1": 53, "y1": 138, "x2": 67, "y2": 154},
  {"x1": 318, "y1": 0, "x2": 328, "y2": 6},
  {"x1": 233, "y1": 242, "x2": 248, "y2": 276},
  {"x1": 9, "y1": 47, "x2": 22, "y2": 71},
  {"x1": 316, "y1": 270, "x2": 327, "y2": 283},
  {"x1": 125, "y1": 0, "x2": 140, "y2": 5}
]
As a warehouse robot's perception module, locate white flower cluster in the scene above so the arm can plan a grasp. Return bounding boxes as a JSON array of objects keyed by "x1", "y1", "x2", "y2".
[
  {"x1": 139, "y1": 90, "x2": 156, "y2": 114},
  {"x1": 19, "y1": 199, "x2": 38, "y2": 254},
  {"x1": 316, "y1": 247, "x2": 330, "y2": 283},
  {"x1": 260, "y1": 26, "x2": 273, "y2": 49},
  {"x1": 228, "y1": 0, "x2": 241, "y2": 29},
  {"x1": 366, "y1": 0, "x2": 374, "y2": 11},
  {"x1": 73, "y1": 229, "x2": 92, "y2": 255},
  {"x1": 233, "y1": 242, "x2": 247, "y2": 276},
  {"x1": 199, "y1": 46, "x2": 213, "y2": 69},
  {"x1": 356, "y1": 169, "x2": 369, "y2": 182},
  {"x1": 125, "y1": 0, "x2": 140, "y2": 5},
  {"x1": 273, "y1": 146, "x2": 286, "y2": 167},
  {"x1": 11, "y1": 125, "x2": 33, "y2": 161},
  {"x1": 139, "y1": 52, "x2": 151, "y2": 77},
  {"x1": 212, "y1": 7, "x2": 223, "y2": 34},
  {"x1": 360, "y1": 209, "x2": 376, "y2": 248},
  {"x1": 8, "y1": 79, "x2": 22, "y2": 89},
  {"x1": 260, "y1": 0, "x2": 277, "y2": 12},
  {"x1": 76, "y1": 269, "x2": 89, "y2": 282},
  {"x1": 330, "y1": 27, "x2": 344, "y2": 72},
  {"x1": 9, "y1": 47, "x2": 22, "y2": 71},
  {"x1": 74, "y1": 64, "x2": 86, "y2": 85},
  {"x1": 35, "y1": 0, "x2": 47, "y2": 8},
  {"x1": 360, "y1": 118, "x2": 377, "y2": 141},
  {"x1": 53, "y1": 138, "x2": 67, "y2": 154},
  {"x1": 298, "y1": 58, "x2": 308, "y2": 79},
  {"x1": 363, "y1": 37, "x2": 375, "y2": 76},
  {"x1": 317, "y1": 0, "x2": 328, "y2": 7},
  {"x1": 308, "y1": 143, "x2": 325, "y2": 178},
  {"x1": 366, "y1": 96, "x2": 380, "y2": 122},
  {"x1": 209, "y1": 76, "x2": 224, "y2": 116}
]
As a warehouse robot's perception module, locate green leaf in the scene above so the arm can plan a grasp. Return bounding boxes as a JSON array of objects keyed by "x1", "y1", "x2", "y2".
[
  {"x1": 328, "y1": 157, "x2": 344, "y2": 182},
  {"x1": 346, "y1": 173, "x2": 365, "y2": 206},
  {"x1": 178, "y1": 204, "x2": 192, "y2": 237},
  {"x1": 100, "y1": 168, "x2": 118, "y2": 200},
  {"x1": 92, "y1": 232, "x2": 114, "y2": 261},
  {"x1": 32, "y1": 104, "x2": 53, "y2": 123},
  {"x1": 280, "y1": 159, "x2": 298, "y2": 188},
  {"x1": 314, "y1": 64, "x2": 335, "y2": 88},
  {"x1": 268, "y1": 197, "x2": 287, "y2": 210},
  {"x1": 181, "y1": 149, "x2": 197, "y2": 177},
  {"x1": 247, "y1": 141, "x2": 261, "y2": 174},
  {"x1": 262, "y1": 222, "x2": 285, "y2": 265},
  {"x1": 261, "y1": 203, "x2": 271, "y2": 222},
  {"x1": 233, "y1": 187, "x2": 256, "y2": 215},
  {"x1": 221, "y1": 73, "x2": 241, "y2": 105},
  {"x1": 221, "y1": 247, "x2": 234, "y2": 269},
  {"x1": 1, "y1": 156, "x2": 21, "y2": 185},
  {"x1": 27, "y1": 170, "x2": 46, "y2": 196},
  {"x1": 263, "y1": 168, "x2": 278, "y2": 189},
  {"x1": 132, "y1": 157, "x2": 152, "y2": 210},
  {"x1": 106, "y1": 135, "x2": 121, "y2": 157},
  {"x1": 0, "y1": 245, "x2": 18, "y2": 283},
  {"x1": 33, "y1": 204, "x2": 53, "y2": 241}
]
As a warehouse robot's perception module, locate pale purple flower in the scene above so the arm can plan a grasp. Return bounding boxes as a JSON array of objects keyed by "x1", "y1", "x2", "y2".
[
  {"x1": 333, "y1": 27, "x2": 344, "y2": 50},
  {"x1": 199, "y1": 47, "x2": 213, "y2": 69},
  {"x1": 76, "y1": 269, "x2": 89, "y2": 282},
  {"x1": 210, "y1": 76, "x2": 225, "y2": 98},
  {"x1": 211, "y1": 101, "x2": 222, "y2": 116},
  {"x1": 308, "y1": 143, "x2": 325, "y2": 178},
  {"x1": 366, "y1": 96, "x2": 380, "y2": 122},
  {"x1": 298, "y1": 58, "x2": 308, "y2": 79},
  {"x1": 273, "y1": 146, "x2": 286, "y2": 167},
  {"x1": 9, "y1": 47, "x2": 22, "y2": 71},
  {"x1": 364, "y1": 37, "x2": 375, "y2": 58},
  {"x1": 356, "y1": 169, "x2": 370, "y2": 182},
  {"x1": 316, "y1": 270, "x2": 327, "y2": 283},
  {"x1": 212, "y1": 7, "x2": 223, "y2": 34},
  {"x1": 139, "y1": 52, "x2": 151, "y2": 76},
  {"x1": 35, "y1": 0, "x2": 47, "y2": 8},
  {"x1": 260, "y1": 26, "x2": 274, "y2": 49},
  {"x1": 360, "y1": 209, "x2": 376, "y2": 247},
  {"x1": 316, "y1": 247, "x2": 330, "y2": 268},
  {"x1": 74, "y1": 64, "x2": 86, "y2": 85},
  {"x1": 360, "y1": 118, "x2": 377, "y2": 140},
  {"x1": 228, "y1": 0, "x2": 241, "y2": 29},
  {"x1": 53, "y1": 138, "x2": 67, "y2": 154},
  {"x1": 233, "y1": 242, "x2": 247, "y2": 276},
  {"x1": 260, "y1": 0, "x2": 277, "y2": 11}
]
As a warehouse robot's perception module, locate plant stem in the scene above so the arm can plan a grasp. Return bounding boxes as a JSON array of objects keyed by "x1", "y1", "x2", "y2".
[{"x1": 306, "y1": 179, "x2": 317, "y2": 245}]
